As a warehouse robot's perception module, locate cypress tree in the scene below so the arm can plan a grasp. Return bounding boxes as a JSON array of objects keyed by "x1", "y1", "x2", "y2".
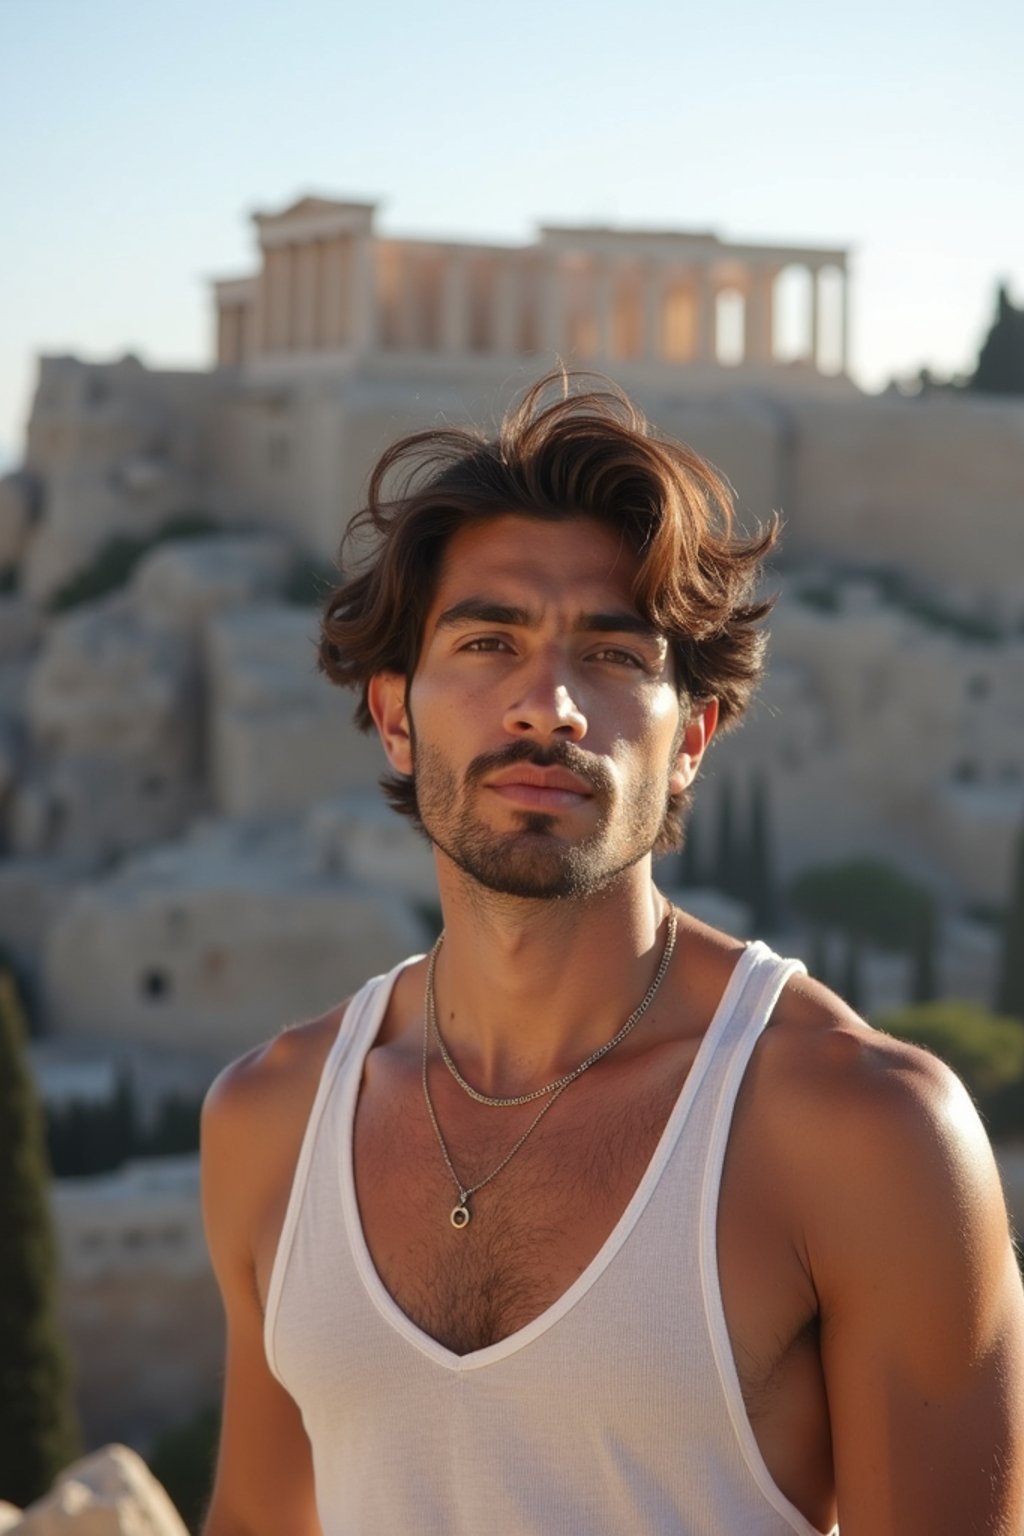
[
  {"x1": 996, "y1": 815, "x2": 1024, "y2": 1021},
  {"x1": 970, "y1": 284, "x2": 1024, "y2": 396},
  {"x1": 110, "y1": 1068, "x2": 139, "y2": 1165},
  {"x1": 715, "y1": 774, "x2": 741, "y2": 898},
  {"x1": 748, "y1": 772, "x2": 778, "y2": 931},
  {"x1": 910, "y1": 904, "x2": 939, "y2": 1005},
  {"x1": 841, "y1": 934, "x2": 865, "y2": 1015},
  {"x1": 0, "y1": 970, "x2": 80, "y2": 1506},
  {"x1": 808, "y1": 928, "x2": 830, "y2": 989},
  {"x1": 679, "y1": 813, "x2": 702, "y2": 888}
]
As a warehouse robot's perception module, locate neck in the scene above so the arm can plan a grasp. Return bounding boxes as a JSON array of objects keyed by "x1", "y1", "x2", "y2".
[{"x1": 428, "y1": 861, "x2": 672, "y2": 1097}]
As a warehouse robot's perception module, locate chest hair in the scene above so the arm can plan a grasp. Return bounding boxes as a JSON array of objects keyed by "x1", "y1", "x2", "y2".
[{"x1": 360, "y1": 1075, "x2": 678, "y2": 1357}]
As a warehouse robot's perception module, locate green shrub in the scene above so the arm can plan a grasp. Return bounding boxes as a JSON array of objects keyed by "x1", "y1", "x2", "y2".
[
  {"x1": 790, "y1": 859, "x2": 934, "y2": 952},
  {"x1": 283, "y1": 554, "x2": 340, "y2": 607},
  {"x1": 996, "y1": 817, "x2": 1024, "y2": 1023},
  {"x1": 46, "y1": 1078, "x2": 203, "y2": 1178},
  {"x1": 147, "y1": 1404, "x2": 220, "y2": 1534},
  {"x1": 794, "y1": 582, "x2": 841, "y2": 613},
  {"x1": 49, "y1": 512, "x2": 221, "y2": 613}
]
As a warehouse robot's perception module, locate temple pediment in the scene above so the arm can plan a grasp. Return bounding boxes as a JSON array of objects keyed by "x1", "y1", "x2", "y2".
[{"x1": 256, "y1": 195, "x2": 376, "y2": 225}]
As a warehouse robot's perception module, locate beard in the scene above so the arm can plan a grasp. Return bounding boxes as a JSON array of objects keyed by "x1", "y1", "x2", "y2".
[{"x1": 411, "y1": 735, "x2": 677, "y2": 901}]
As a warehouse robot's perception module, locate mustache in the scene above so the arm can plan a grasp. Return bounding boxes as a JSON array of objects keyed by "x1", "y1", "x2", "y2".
[{"x1": 464, "y1": 740, "x2": 614, "y2": 797}]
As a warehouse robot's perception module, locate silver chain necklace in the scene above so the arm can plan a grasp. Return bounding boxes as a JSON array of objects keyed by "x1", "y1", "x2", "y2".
[
  {"x1": 421, "y1": 909, "x2": 677, "y2": 1229},
  {"x1": 428, "y1": 909, "x2": 677, "y2": 1107}
]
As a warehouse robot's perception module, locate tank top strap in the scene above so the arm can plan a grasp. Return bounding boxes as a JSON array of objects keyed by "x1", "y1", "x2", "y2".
[
  {"x1": 692, "y1": 939, "x2": 808, "y2": 1187},
  {"x1": 692, "y1": 941, "x2": 829, "y2": 1535},
  {"x1": 263, "y1": 955, "x2": 423, "y2": 1380}
]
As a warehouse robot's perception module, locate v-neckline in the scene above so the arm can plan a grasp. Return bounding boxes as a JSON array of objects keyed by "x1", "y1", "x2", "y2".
[{"x1": 338, "y1": 941, "x2": 763, "y2": 1373}]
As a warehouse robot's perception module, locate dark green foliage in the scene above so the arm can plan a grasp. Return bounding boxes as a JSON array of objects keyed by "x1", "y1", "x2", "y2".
[
  {"x1": 840, "y1": 933, "x2": 864, "y2": 1014},
  {"x1": 284, "y1": 554, "x2": 341, "y2": 607},
  {"x1": 970, "y1": 284, "x2": 1024, "y2": 397},
  {"x1": 790, "y1": 858, "x2": 934, "y2": 953},
  {"x1": 747, "y1": 773, "x2": 779, "y2": 931},
  {"x1": 49, "y1": 512, "x2": 221, "y2": 613},
  {"x1": 876, "y1": 1000, "x2": 1024, "y2": 1139},
  {"x1": 678, "y1": 813, "x2": 702, "y2": 887},
  {"x1": 808, "y1": 929, "x2": 830, "y2": 989},
  {"x1": 841, "y1": 564, "x2": 1003, "y2": 645},
  {"x1": 794, "y1": 582, "x2": 841, "y2": 613},
  {"x1": 147, "y1": 1403, "x2": 220, "y2": 1534},
  {"x1": 0, "y1": 941, "x2": 37, "y2": 1033},
  {"x1": 910, "y1": 903, "x2": 938, "y2": 1004},
  {"x1": 46, "y1": 1076, "x2": 203, "y2": 1179},
  {"x1": 715, "y1": 774, "x2": 742, "y2": 897},
  {"x1": 146, "y1": 1092, "x2": 203, "y2": 1157},
  {"x1": 46, "y1": 1071, "x2": 138, "y2": 1178},
  {"x1": 0, "y1": 564, "x2": 18, "y2": 595},
  {"x1": 0, "y1": 971, "x2": 80, "y2": 1505},
  {"x1": 996, "y1": 816, "x2": 1024, "y2": 1022},
  {"x1": 967, "y1": 900, "x2": 1006, "y2": 929},
  {"x1": 413, "y1": 902, "x2": 444, "y2": 944}
]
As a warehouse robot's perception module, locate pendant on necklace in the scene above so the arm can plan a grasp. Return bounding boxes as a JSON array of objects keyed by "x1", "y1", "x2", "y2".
[{"x1": 450, "y1": 1201, "x2": 470, "y2": 1230}]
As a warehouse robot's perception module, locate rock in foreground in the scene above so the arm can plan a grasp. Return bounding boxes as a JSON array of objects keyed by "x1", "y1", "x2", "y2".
[{"x1": 6, "y1": 1444, "x2": 187, "y2": 1534}]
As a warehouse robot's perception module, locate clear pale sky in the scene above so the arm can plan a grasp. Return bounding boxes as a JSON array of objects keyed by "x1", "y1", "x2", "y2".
[{"x1": 2, "y1": 0, "x2": 1021, "y2": 467}]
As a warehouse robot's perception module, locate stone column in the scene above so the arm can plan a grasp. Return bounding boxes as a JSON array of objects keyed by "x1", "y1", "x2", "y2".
[
  {"x1": 808, "y1": 264, "x2": 820, "y2": 368},
  {"x1": 744, "y1": 266, "x2": 776, "y2": 364},
  {"x1": 540, "y1": 254, "x2": 565, "y2": 358},
  {"x1": 351, "y1": 235, "x2": 377, "y2": 353},
  {"x1": 493, "y1": 258, "x2": 521, "y2": 354},
  {"x1": 839, "y1": 269, "x2": 850, "y2": 374},
  {"x1": 253, "y1": 266, "x2": 269, "y2": 356},
  {"x1": 216, "y1": 306, "x2": 231, "y2": 368},
  {"x1": 396, "y1": 248, "x2": 421, "y2": 350},
  {"x1": 242, "y1": 298, "x2": 257, "y2": 361},
  {"x1": 440, "y1": 250, "x2": 469, "y2": 353},
  {"x1": 285, "y1": 244, "x2": 302, "y2": 352},
  {"x1": 693, "y1": 264, "x2": 714, "y2": 362},
  {"x1": 267, "y1": 246, "x2": 292, "y2": 353},
  {"x1": 594, "y1": 259, "x2": 615, "y2": 359},
  {"x1": 294, "y1": 241, "x2": 320, "y2": 350},
  {"x1": 319, "y1": 236, "x2": 348, "y2": 348},
  {"x1": 642, "y1": 263, "x2": 664, "y2": 361}
]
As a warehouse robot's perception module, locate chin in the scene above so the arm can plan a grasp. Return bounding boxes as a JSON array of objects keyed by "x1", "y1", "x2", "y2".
[{"x1": 443, "y1": 822, "x2": 653, "y2": 902}]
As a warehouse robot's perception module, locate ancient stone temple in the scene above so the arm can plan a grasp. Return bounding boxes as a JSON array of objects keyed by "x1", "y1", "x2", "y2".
[{"x1": 212, "y1": 196, "x2": 850, "y2": 378}]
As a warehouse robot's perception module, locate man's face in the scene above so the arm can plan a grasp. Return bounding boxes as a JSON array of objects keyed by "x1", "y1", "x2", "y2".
[{"x1": 372, "y1": 514, "x2": 711, "y2": 900}]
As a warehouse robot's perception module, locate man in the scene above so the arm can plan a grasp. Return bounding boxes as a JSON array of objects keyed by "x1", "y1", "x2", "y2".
[{"x1": 200, "y1": 374, "x2": 1024, "y2": 1535}]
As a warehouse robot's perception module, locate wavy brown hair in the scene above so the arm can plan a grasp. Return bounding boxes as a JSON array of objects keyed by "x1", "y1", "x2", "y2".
[{"x1": 319, "y1": 371, "x2": 779, "y2": 851}]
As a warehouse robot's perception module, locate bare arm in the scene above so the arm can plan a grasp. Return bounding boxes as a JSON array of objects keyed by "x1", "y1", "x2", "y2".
[
  {"x1": 199, "y1": 1045, "x2": 326, "y2": 1536},
  {"x1": 802, "y1": 1031, "x2": 1024, "y2": 1533}
]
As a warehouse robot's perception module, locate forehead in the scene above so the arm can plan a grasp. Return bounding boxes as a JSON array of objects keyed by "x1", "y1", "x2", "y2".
[{"x1": 428, "y1": 514, "x2": 642, "y2": 616}]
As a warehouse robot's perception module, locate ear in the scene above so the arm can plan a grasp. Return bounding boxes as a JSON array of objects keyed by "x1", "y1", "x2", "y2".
[
  {"x1": 367, "y1": 672, "x2": 413, "y2": 776},
  {"x1": 669, "y1": 698, "x2": 719, "y2": 796}
]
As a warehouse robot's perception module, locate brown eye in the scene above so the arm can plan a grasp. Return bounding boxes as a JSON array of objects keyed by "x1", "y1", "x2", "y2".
[
  {"x1": 593, "y1": 647, "x2": 643, "y2": 668},
  {"x1": 462, "y1": 636, "x2": 512, "y2": 653}
]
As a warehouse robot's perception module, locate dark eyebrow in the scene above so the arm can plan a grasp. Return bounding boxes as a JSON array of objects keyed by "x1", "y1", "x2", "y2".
[
  {"x1": 434, "y1": 599, "x2": 663, "y2": 645},
  {"x1": 435, "y1": 600, "x2": 533, "y2": 631},
  {"x1": 578, "y1": 611, "x2": 663, "y2": 642}
]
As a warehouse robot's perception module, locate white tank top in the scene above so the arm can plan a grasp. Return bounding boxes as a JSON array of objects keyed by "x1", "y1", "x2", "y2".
[{"x1": 264, "y1": 941, "x2": 838, "y2": 1536}]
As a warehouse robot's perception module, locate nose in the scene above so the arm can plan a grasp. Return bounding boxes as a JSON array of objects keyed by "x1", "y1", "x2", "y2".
[{"x1": 502, "y1": 656, "x2": 588, "y2": 742}]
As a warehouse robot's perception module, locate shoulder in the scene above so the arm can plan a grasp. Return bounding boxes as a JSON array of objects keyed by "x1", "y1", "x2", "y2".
[
  {"x1": 762, "y1": 968, "x2": 993, "y2": 1193},
  {"x1": 202, "y1": 1003, "x2": 351, "y2": 1140},
  {"x1": 200, "y1": 1001, "x2": 352, "y2": 1287},
  {"x1": 757, "y1": 972, "x2": 1018, "y2": 1338},
  {"x1": 765, "y1": 967, "x2": 983, "y2": 1160},
  {"x1": 754, "y1": 980, "x2": 1024, "y2": 1527}
]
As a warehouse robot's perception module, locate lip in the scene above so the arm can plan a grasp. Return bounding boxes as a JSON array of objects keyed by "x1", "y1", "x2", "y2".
[{"x1": 485, "y1": 766, "x2": 594, "y2": 810}]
